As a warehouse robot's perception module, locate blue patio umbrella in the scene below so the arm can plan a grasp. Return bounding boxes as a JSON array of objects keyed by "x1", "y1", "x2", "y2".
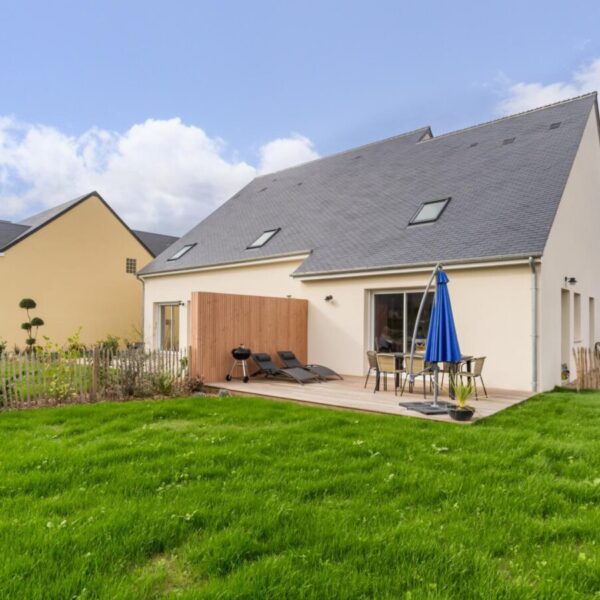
[{"x1": 424, "y1": 269, "x2": 461, "y2": 406}]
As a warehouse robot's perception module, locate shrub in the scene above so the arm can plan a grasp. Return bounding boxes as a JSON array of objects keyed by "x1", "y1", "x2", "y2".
[
  {"x1": 66, "y1": 328, "x2": 86, "y2": 356},
  {"x1": 152, "y1": 372, "x2": 175, "y2": 396},
  {"x1": 97, "y1": 335, "x2": 120, "y2": 354},
  {"x1": 184, "y1": 376, "x2": 204, "y2": 394}
]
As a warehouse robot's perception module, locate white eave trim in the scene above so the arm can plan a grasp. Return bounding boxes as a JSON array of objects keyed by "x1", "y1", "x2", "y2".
[{"x1": 138, "y1": 251, "x2": 310, "y2": 279}]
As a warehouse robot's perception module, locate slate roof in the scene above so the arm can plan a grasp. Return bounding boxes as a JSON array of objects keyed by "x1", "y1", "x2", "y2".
[
  {"x1": 132, "y1": 230, "x2": 178, "y2": 257},
  {"x1": 140, "y1": 93, "x2": 598, "y2": 278},
  {"x1": 0, "y1": 192, "x2": 177, "y2": 257},
  {"x1": 0, "y1": 222, "x2": 29, "y2": 250}
]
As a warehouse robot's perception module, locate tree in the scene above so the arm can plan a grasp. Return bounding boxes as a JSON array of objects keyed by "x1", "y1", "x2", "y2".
[{"x1": 19, "y1": 299, "x2": 44, "y2": 352}]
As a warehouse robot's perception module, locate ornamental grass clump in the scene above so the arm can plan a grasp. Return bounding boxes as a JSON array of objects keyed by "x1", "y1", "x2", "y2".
[{"x1": 452, "y1": 379, "x2": 474, "y2": 409}]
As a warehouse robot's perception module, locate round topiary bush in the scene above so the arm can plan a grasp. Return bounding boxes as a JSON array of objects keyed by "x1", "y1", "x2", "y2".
[{"x1": 19, "y1": 299, "x2": 36, "y2": 310}]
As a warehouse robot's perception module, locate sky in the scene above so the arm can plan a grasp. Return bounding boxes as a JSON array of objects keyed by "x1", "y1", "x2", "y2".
[{"x1": 1, "y1": 0, "x2": 600, "y2": 235}]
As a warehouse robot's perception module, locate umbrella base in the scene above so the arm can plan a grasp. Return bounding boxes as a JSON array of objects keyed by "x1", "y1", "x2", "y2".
[{"x1": 398, "y1": 400, "x2": 456, "y2": 415}]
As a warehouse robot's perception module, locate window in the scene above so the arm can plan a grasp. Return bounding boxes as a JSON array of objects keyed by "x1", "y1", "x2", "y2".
[
  {"x1": 168, "y1": 244, "x2": 196, "y2": 261},
  {"x1": 159, "y1": 304, "x2": 180, "y2": 351},
  {"x1": 409, "y1": 198, "x2": 450, "y2": 225},
  {"x1": 373, "y1": 291, "x2": 434, "y2": 353},
  {"x1": 247, "y1": 228, "x2": 280, "y2": 249},
  {"x1": 574, "y1": 293, "x2": 582, "y2": 342},
  {"x1": 125, "y1": 258, "x2": 137, "y2": 274}
]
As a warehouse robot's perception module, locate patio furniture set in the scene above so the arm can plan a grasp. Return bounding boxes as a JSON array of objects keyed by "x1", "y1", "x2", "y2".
[{"x1": 365, "y1": 350, "x2": 488, "y2": 400}]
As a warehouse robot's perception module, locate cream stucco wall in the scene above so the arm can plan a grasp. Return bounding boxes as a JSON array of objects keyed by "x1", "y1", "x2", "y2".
[
  {"x1": 0, "y1": 195, "x2": 153, "y2": 348},
  {"x1": 142, "y1": 259, "x2": 533, "y2": 390},
  {"x1": 539, "y1": 107, "x2": 600, "y2": 389}
]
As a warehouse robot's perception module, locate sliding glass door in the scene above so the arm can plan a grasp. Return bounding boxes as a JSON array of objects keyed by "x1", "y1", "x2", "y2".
[{"x1": 373, "y1": 291, "x2": 434, "y2": 353}]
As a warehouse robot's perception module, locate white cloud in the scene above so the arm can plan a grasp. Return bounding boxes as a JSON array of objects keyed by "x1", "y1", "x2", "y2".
[
  {"x1": 0, "y1": 118, "x2": 319, "y2": 234},
  {"x1": 257, "y1": 134, "x2": 319, "y2": 175},
  {"x1": 497, "y1": 58, "x2": 600, "y2": 116}
]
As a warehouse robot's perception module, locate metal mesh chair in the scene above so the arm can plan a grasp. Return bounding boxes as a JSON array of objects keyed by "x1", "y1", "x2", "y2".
[
  {"x1": 460, "y1": 356, "x2": 488, "y2": 399},
  {"x1": 375, "y1": 353, "x2": 404, "y2": 395},
  {"x1": 364, "y1": 350, "x2": 379, "y2": 388}
]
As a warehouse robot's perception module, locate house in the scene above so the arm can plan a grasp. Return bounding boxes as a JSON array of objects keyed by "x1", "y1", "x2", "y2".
[
  {"x1": 139, "y1": 93, "x2": 600, "y2": 391},
  {"x1": 0, "y1": 191, "x2": 178, "y2": 349}
]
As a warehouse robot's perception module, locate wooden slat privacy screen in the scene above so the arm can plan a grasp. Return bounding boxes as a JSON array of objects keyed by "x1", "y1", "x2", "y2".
[{"x1": 189, "y1": 291, "x2": 308, "y2": 382}]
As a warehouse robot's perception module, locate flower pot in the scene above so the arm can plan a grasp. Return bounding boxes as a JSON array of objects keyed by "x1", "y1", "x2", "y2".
[{"x1": 448, "y1": 406, "x2": 475, "y2": 421}]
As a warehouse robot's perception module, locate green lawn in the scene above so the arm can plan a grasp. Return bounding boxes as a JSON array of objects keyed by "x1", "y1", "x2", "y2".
[{"x1": 0, "y1": 392, "x2": 599, "y2": 599}]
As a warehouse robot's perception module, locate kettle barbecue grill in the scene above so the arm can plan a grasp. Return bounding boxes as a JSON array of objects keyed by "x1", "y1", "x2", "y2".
[{"x1": 226, "y1": 345, "x2": 251, "y2": 383}]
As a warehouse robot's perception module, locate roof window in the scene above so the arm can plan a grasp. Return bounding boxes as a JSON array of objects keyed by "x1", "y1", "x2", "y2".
[
  {"x1": 502, "y1": 137, "x2": 516, "y2": 145},
  {"x1": 167, "y1": 244, "x2": 196, "y2": 261},
  {"x1": 247, "y1": 228, "x2": 280, "y2": 249},
  {"x1": 409, "y1": 198, "x2": 450, "y2": 225},
  {"x1": 549, "y1": 122, "x2": 561, "y2": 130}
]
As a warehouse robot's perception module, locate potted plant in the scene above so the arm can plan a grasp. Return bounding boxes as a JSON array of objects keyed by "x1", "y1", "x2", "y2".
[{"x1": 448, "y1": 379, "x2": 475, "y2": 421}]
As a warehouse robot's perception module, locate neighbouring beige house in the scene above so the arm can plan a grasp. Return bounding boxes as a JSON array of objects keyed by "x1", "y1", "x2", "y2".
[
  {"x1": 139, "y1": 93, "x2": 600, "y2": 392},
  {"x1": 0, "y1": 192, "x2": 177, "y2": 349}
]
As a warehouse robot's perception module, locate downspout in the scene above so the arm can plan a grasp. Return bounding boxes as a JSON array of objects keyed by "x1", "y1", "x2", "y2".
[
  {"x1": 136, "y1": 274, "x2": 146, "y2": 347},
  {"x1": 529, "y1": 257, "x2": 538, "y2": 392}
]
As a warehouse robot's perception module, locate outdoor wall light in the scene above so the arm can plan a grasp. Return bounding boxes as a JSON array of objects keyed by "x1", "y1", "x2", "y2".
[
  {"x1": 324, "y1": 295, "x2": 333, "y2": 302},
  {"x1": 564, "y1": 276, "x2": 577, "y2": 286}
]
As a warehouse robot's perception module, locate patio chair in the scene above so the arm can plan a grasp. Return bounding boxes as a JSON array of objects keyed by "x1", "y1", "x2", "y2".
[
  {"x1": 364, "y1": 350, "x2": 379, "y2": 388},
  {"x1": 277, "y1": 351, "x2": 343, "y2": 380},
  {"x1": 439, "y1": 360, "x2": 466, "y2": 390},
  {"x1": 250, "y1": 353, "x2": 320, "y2": 385},
  {"x1": 400, "y1": 356, "x2": 432, "y2": 399},
  {"x1": 459, "y1": 356, "x2": 488, "y2": 400},
  {"x1": 375, "y1": 353, "x2": 404, "y2": 396}
]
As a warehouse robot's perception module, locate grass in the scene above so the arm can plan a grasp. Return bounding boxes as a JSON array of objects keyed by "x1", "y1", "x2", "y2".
[{"x1": 0, "y1": 391, "x2": 599, "y2": 599}]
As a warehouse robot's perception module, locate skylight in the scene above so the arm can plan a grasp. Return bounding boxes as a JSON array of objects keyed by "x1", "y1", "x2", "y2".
[
  {"x1": 409, "y1": 198, "x2": 450, "y2": 225},
  {"x1": 168, "y1": 244, "x2": 196, "y2": 261},
  {"x1": 247, "y1": 228, "x2": 280, "y2": 249}
]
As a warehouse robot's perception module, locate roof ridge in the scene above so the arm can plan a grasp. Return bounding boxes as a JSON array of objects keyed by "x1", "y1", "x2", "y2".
[
  {"x1": 18, "y1": 192, "x2": 93, "y2": 225},
  {"x1": 254, "y1": 126, "x2": 432, "y2": 179},
  {"x1": 419, "y1": 92, "x2": 598, "y2": 143}
]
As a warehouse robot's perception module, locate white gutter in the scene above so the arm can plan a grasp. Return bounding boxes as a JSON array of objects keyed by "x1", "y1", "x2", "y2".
[
  {"x1": 138, "y1": 251, "x2": 310, "y2": 279},
  {"x1": 529, "y1": 256, "x2": 538, "y2": 392},
  {"x1": 293, "y1": 256, "x2": 541, "y2": 281}
]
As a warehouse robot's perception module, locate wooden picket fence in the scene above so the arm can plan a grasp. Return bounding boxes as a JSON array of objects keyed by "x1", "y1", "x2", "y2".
[
  {"x1": 572, "y1": 347, "x2": 600, "y2": 391},
  {"x1": 0, "y1": 347, "x2": 189, "y2": 410}
]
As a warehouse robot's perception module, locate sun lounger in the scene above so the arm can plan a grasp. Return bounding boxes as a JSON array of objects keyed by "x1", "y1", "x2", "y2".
[
  {"x1": 251, "y1": 353, "x2": 320, "y2": 385},
  {"x1": 277, "y1": 350, "x2": 343, "y2": 380}
]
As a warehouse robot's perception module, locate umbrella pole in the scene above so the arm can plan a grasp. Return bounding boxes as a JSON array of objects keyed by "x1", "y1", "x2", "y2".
[
  {"x1": 408, "y1": 262, "x2": 441, "y2": 385},
  {"x1": 432, "y1": 364, "x2": 440, "y2": 407}
]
